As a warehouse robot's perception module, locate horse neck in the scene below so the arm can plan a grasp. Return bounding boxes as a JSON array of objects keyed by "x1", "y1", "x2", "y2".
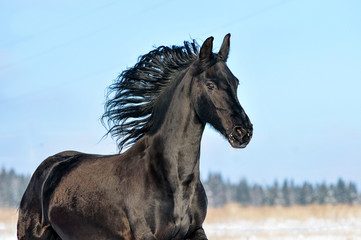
[{"x1": 149, "y1": 70, "x2": 205, "y2": 185}]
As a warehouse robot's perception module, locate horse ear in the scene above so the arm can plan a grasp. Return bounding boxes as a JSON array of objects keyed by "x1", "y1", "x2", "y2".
[
  {"x1": 218, "y1": 33, "x2": 231, "y2": 61},
  {"x1": 199, "y1": 36, "x2": 214, "y2": 61}
]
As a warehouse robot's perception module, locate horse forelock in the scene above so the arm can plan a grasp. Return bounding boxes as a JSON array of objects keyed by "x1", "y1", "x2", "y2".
[{"x1": 102, "y1": 40, "x2": 200, "y2": 151}]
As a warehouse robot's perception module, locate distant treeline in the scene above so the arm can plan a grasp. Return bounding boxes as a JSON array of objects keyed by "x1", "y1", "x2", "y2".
[
  {"x1": 1, "y1": 168, "x2": 360, "y2": 208},
  {"x1": 0, "y1": 168, "x2": 30, "y2": 207},
  {"x1": 203, "y1": 173, "x2": 361, "y2": 207}
]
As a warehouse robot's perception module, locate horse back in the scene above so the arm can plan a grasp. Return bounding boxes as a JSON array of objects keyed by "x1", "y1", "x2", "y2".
[
  {"x1": 19, "y1": 151, "x2": 82, "y2": 211},
  {"x1": 17, "y1": 151, "x2": 85, "y2": 238}
]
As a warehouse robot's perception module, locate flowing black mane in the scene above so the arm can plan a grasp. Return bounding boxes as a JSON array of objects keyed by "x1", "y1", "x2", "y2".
[{"x1": 102, "y1": 40, "x2": 199, "y2": 150}]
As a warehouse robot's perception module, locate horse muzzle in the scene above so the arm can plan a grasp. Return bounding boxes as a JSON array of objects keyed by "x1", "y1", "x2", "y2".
[{"x1": 227, "y1": 125, "x2": 253, "y2": 148}]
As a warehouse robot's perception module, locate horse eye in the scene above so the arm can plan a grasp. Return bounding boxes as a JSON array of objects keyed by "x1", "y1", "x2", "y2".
[{"x1": 206, "y1": 82, "x2": 215, "y2": 90}]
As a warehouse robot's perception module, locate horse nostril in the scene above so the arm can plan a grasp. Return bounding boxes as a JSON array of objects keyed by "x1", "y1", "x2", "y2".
[
  {"x1": 235, "y1": 127, "x2": 243, "y2": 136},
  {"x1": 234, "y1": 127, "x2": 252, "y2": 142}
]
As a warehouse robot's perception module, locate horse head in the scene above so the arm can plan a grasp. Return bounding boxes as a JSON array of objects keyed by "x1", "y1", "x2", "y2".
[{"x1": 191, "y1": 34, "x2": 253, "y2": 148}]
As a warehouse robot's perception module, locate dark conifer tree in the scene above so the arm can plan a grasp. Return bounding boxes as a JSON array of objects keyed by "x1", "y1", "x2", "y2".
[{"x1": 235, "y1": 179, "x2": 251, "y2": 206}]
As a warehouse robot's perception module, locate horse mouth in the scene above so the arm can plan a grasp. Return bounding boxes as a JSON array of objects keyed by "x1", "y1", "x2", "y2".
[{"x1": 227, "y1": 127, "x2": 252, "y2": 148}]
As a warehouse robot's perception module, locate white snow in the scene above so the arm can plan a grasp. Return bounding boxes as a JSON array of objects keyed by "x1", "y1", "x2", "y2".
[
  {"x1": 1, "y1": 217, "x2": 361, "y2": 239},
  {"x1": 204, "y1": 217, "x2": 361, "y2": 240},
  {"x1": 0, "y1": 221, "x2": 16, "y2": 240}
]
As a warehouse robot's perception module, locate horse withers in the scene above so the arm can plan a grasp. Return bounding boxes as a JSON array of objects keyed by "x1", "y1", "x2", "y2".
[{"x1": 17, "y1": 34, "x2": 253, "y2": 240}]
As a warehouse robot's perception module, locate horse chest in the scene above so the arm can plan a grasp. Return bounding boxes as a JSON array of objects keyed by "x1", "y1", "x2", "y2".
[
  {"x1": 172, "y1": 198, "x2": 192, "y2": 233},
  {"x1": 132, "y1": 184, "x2": 202, "y2": 239},
  {"x1": 156, "y1": 205, "x2": 195, "y2": 240},
  {"x1": 165, "y1": 187, "x2": 204, "y2": 238}
]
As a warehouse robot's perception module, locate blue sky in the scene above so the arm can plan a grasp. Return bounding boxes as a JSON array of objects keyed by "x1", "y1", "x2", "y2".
[{"x1": 1, "y1": 0, "x2": 360, "y2": 187}]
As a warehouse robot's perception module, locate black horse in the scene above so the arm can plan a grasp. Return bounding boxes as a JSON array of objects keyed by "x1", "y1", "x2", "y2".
[{"x1": 17, "y1": 34, "x2": 253, "y2": 240}]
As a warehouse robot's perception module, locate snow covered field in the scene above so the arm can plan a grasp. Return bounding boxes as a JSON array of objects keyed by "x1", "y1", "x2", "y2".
[
  {"x1": 2, "y1": 204, "x2": 361, "y2": 239},
  {"x1": 204, "y1": 217, "x2": 361, "y2": 239},
  {"x1": 204, "y1": 203, "x2": 361, "y2": 240},
  {"x1": 0, "y1": 208, "x2": 17, "y2": 240}
]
